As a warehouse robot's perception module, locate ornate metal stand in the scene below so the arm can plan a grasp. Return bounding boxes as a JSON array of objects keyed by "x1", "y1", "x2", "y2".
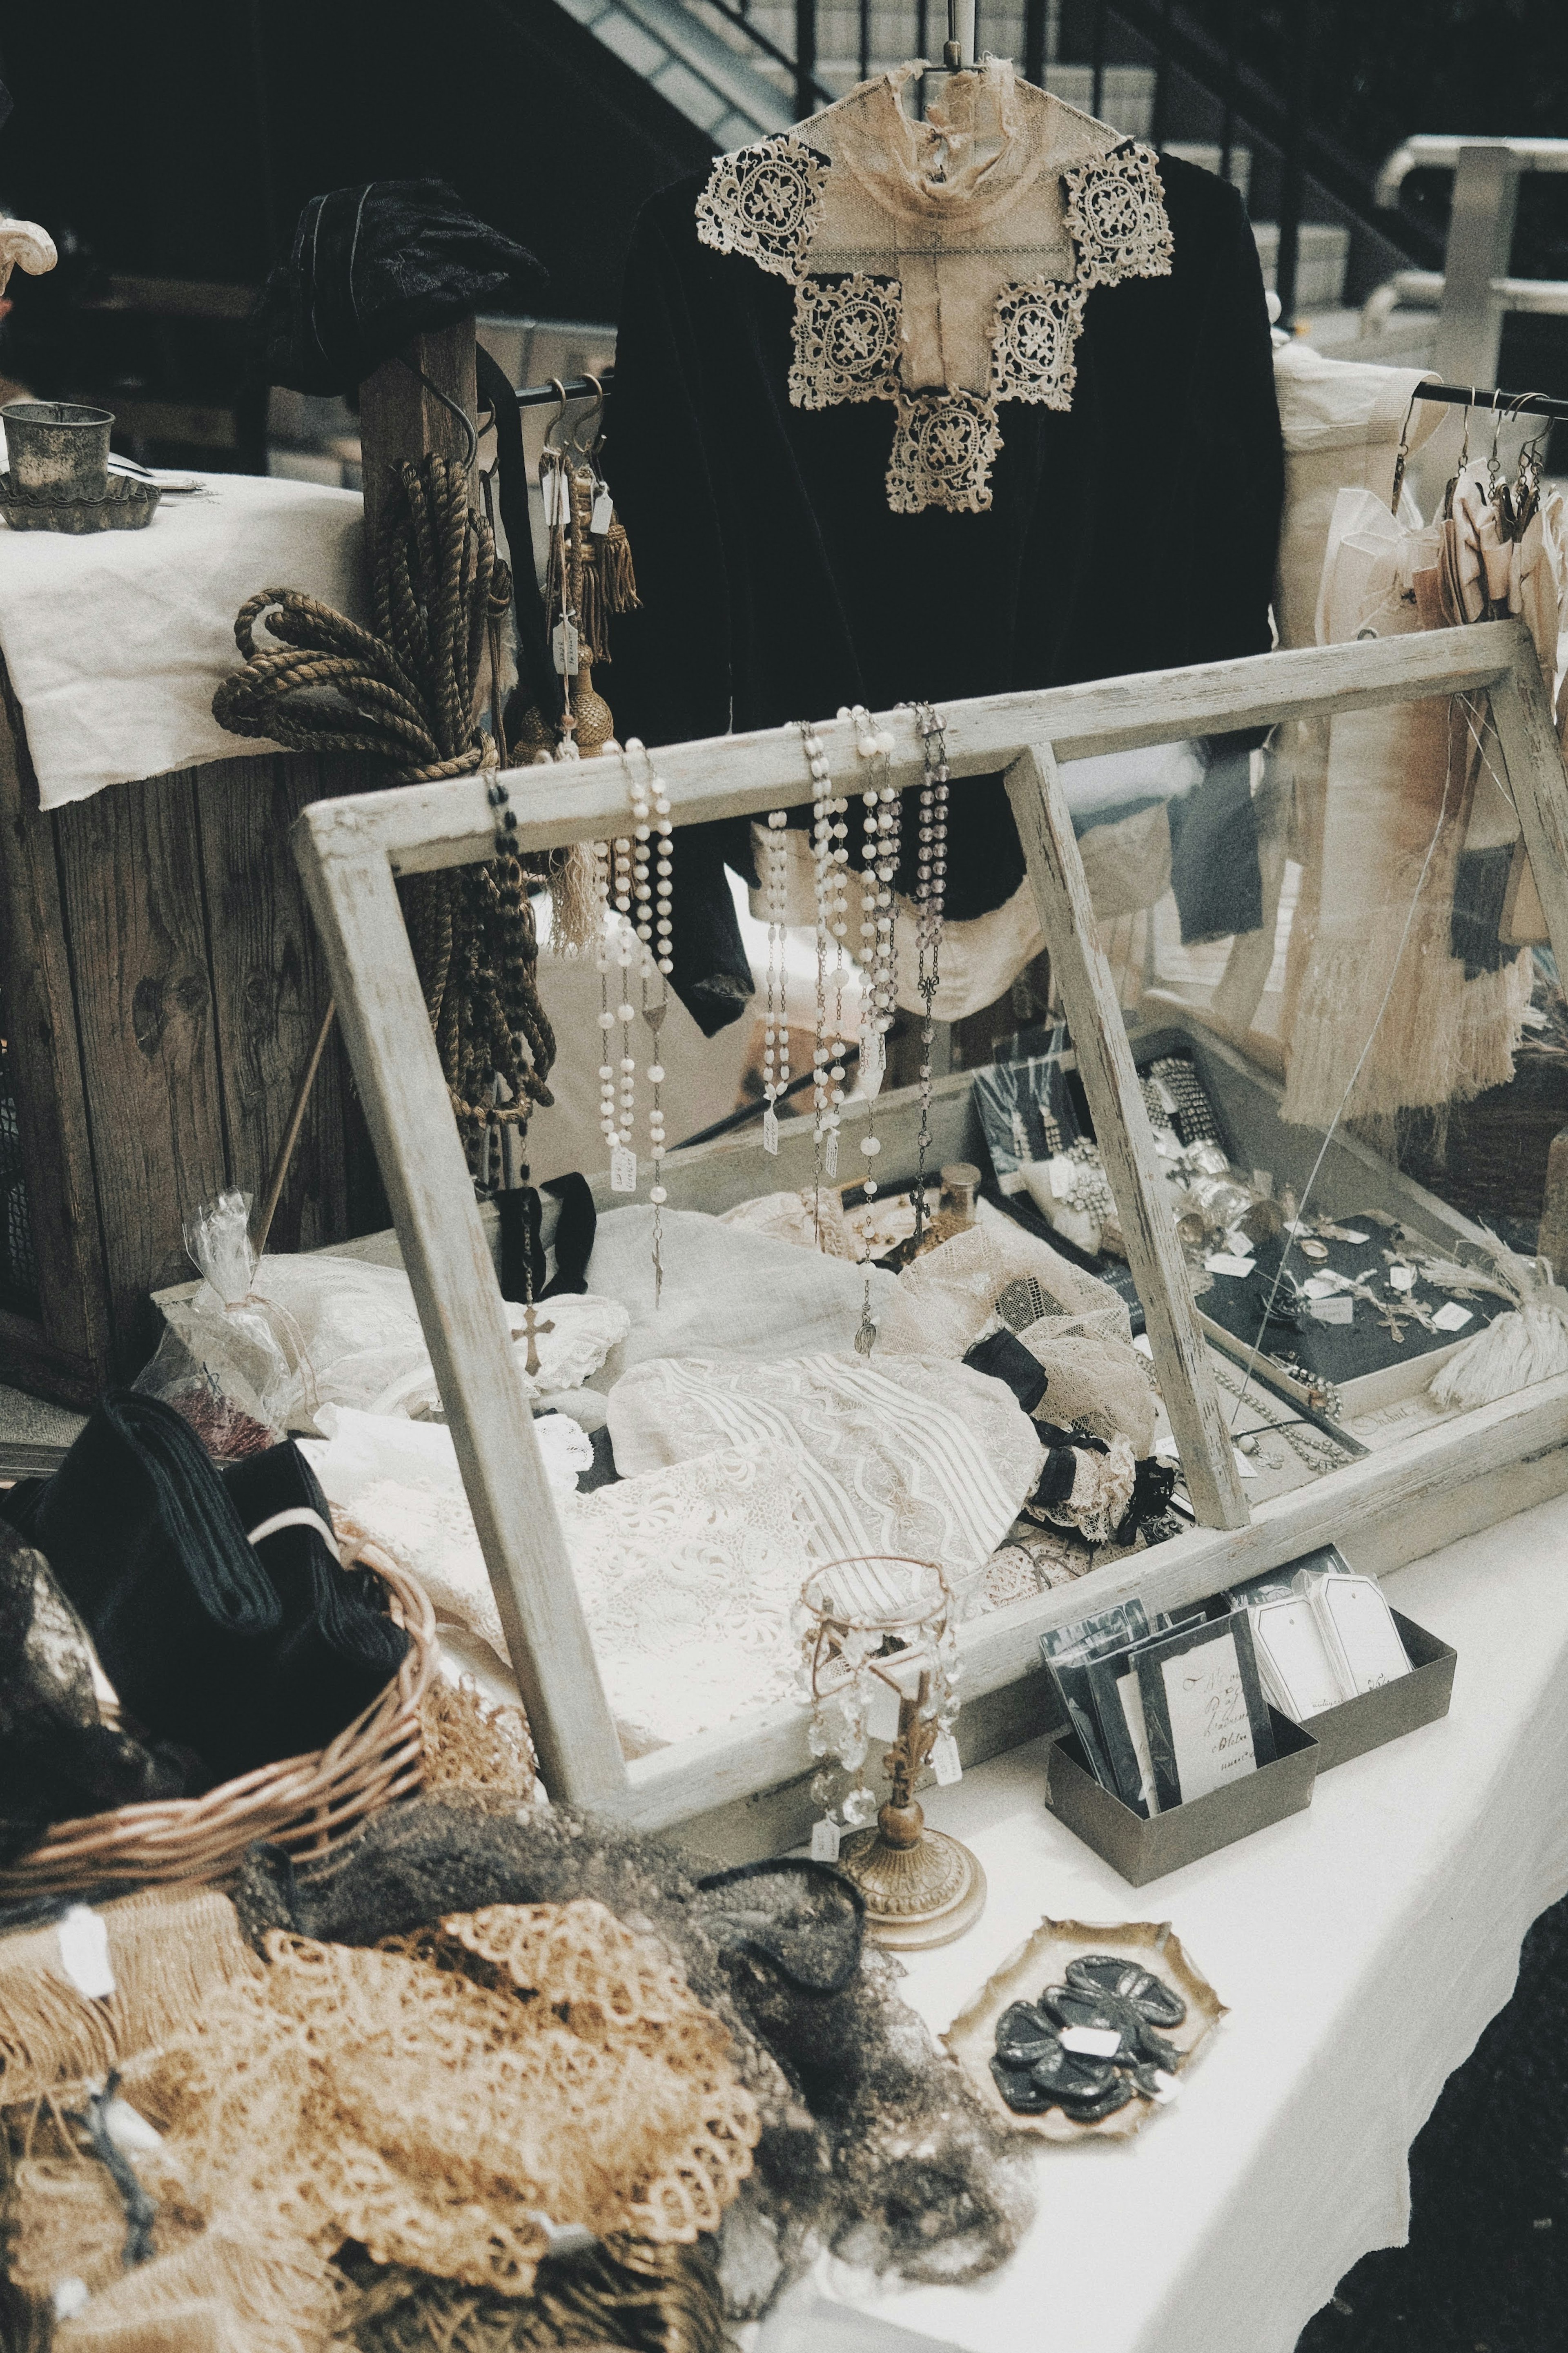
[{"x1": 837, "y1": 1668, "x2": 987, "y2": 1950}]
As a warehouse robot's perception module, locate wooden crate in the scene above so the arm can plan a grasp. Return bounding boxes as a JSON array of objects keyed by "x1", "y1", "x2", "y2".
[{"x1": 0, "y1": 662, "x2": 376, "y2": 1404}]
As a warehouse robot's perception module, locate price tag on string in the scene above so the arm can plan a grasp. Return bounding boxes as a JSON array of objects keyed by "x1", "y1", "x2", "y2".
[
  {"x1": 590, "y1": 482, "x2": 614, "y2": 534},
  {"x1": 552, "y1": 618, "x2": 579, "y2": 676},
  {"x1": 610, "y1": 1145, "x2": 637, "y2": 1194},
  {"x1": 1432, "y1": 1301, "x2": 1474, "y2": 1332},
  {"x1": 1309, "y1": 1294, "x2": 1354, "y2": 1326},
  {"x1": 1205, "y1": 1253, "x2": 1254, "y2": 1279},
  {"x1": 762, "y1": 1108, "x2": 780, "y2": 1155},
  {"x1": 1388, "y1": 1263, "x2": 1416, "y2": 1293},
  {"x1": 540, "y1": 468, "x2": 564, "y2": 526},
  {"x1": 824, "y1": 1129, "x2": 839, "y2": 1180},
  {"x1": 810, "y1": 1818, "x2": 842, "y2": 1862},
  {"x1": 56, "y1": 1905, "x2": 114, "y2": 2000},
  {"x1": 933, "y1": 1731, "x2": 963, "y2": 1786},
  {"x1": 1048, "y1": 1154, "x2": 1076, "y2": 1200}
]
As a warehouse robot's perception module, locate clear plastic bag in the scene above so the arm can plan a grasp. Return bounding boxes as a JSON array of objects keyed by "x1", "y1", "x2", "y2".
[{"x1": 135, "y1": 1191, "x2": 314, "y2": 1455}]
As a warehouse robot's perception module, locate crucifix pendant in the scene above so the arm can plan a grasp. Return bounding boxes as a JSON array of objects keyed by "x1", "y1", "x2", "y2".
[
  {"x1": 521, "y1": 1299, "x2": 555, "y2": 1378},
  {"x1": 1375, "y1": 1303, "x2": 1407, "y2": 1345}
]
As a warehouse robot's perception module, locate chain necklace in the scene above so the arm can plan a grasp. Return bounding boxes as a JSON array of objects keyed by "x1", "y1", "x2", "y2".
[
  {"x1": 911, "y1": 701, "x2": 950, "y2": 1243},
  {"x1": 851, "y1": 705, "x2": 899, "y2": 1202},
  {"x1": 805, "y1": 725, "x2": 849, "y2": 1221}
]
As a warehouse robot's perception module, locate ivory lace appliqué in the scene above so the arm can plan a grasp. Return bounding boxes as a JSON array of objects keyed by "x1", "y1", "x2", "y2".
[{"x1": 696, "y1": 112, "x2": 1173, "y2": 514}]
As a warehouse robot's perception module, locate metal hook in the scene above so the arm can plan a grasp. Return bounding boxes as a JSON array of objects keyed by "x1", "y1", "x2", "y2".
[
  {"x1": 1390, "y1": 384, "x2": 1421, "y2": 514},
  {"x1": 543, "y1": 379, "x2": 571, "y2": 454},
  {"x1": 398, "y1": 355, "x2": 479, "y2": 472},
  {"x1": 569, "y1": 373, "x2": 606, "y2": 467}
]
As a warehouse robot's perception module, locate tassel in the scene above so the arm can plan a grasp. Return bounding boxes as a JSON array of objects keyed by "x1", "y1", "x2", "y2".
[
  {"x1": 53, "y1": 2219, "x2": 341, "y2": 2353},
  {"x1": 546, "y1": 844, "x2": 601, "y2": 954},
  {"x1": 576, "y1": 553, "x2": 606, "y2": 667},
  {"x1": 1430, "y1": 1284, "x2": 1568, "y2": 1411},
  {"x1": 9, "y1": 2146, "x2": 204, "y2": 2302},
  {"x1": 0, "y1": 1890, "x2": 261, "y2": 2104},
  {"x1": 596, "y1": 518, "x2": 640, "y2": 617}
]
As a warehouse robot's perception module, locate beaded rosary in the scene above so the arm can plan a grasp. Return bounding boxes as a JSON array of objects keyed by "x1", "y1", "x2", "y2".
[
  {"x1": 591, "y1": 742, "x2": 675, "y2": 1300},
  {"x1": 804, "y1": 724, "x2": 851, "y2": 1212},
  {"x1": 911, "y1": 701, "x2": 951, "y2": 1244}
]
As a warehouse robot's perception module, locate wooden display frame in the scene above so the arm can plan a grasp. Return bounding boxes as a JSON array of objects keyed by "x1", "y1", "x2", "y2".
[{"x1": 292, "y1": 617, "x2": 1568, "y2": 1831}]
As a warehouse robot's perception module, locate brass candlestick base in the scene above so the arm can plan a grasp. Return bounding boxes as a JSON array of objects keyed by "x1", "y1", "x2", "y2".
[
  {"x1": 839, "y1": 1807, "x2": 988, "y2": 1950},
  {"x1": 837, "y1": 1682, "x2": 987, "y2": 1950}
]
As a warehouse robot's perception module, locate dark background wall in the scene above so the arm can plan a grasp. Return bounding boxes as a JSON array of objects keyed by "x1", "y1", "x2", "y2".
[{"x1": 0, "y1": 0, "x2": 710, "y2": 317}]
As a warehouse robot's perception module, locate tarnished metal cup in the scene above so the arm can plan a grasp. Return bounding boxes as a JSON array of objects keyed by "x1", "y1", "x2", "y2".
[{"x1": 0, "y1": 401, "x2": 114, "y2": 499}]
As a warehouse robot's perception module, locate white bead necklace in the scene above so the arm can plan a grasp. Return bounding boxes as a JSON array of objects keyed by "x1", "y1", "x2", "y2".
[
  {"x1": 760, "y1": 807, "x2": 790, "y2": 1154},
  {"x1": 912, "y1": 700, "x2": 950, "y2": 1240},
  {"x1": 805, "y1": 725, "x2": 849, "y2": 1211},
  {"x1": 624, "y1": 741, "x2": 673, "y2": 1299}
]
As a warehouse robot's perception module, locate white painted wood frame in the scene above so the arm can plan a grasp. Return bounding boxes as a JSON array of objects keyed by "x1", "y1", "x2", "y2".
[{"x1": 292, "y1": 617, "x2": 1568, "y2": 1825}]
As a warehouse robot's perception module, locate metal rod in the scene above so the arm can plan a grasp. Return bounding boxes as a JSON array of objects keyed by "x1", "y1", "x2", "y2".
[
  {"x1": 1414, "y1": 382, "x2": 1568, "y2": 423},
  {"x1": 859, "y1": 0, "x2": 871, "y2": 83},
  {"x1": 1218, "y1": 0, "x2": 1237, "y2": 189},
  {"x1": 1090, "y1": 0, "x2": 1106, "y2": 122},
  {"x1": 795, "y1": 0, "x2": 818, "y2": 122},
  {"x1": 250, "y1": 999, "x2": 337, "y2": 1258},
  {"x1": 1025, "y1": 0, "x2": 1047, "y2": 87},
  {"x1": 1149, "y1": 0, "x2": 1172, "y2": 152},
  {"x1": 1274, "y1": 0, "x2": 1313, "y2": 328}
]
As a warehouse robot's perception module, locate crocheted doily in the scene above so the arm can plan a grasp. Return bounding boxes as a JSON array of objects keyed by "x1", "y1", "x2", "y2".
[{"x1": 129, "y1": 1900, "x2": 760, "y2": 2299}]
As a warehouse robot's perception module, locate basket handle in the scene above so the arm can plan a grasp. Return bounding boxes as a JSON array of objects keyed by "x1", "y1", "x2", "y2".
[{"x1": 247, "y1": 1506, "x2": 346, "y2": 1561}]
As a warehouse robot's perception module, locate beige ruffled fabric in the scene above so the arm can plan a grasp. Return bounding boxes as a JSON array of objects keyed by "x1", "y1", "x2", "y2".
[
  {"x1": 1016, "y1": 1325, "x2": 1156, "y2": 1456},
  {"x1": 875, "y1": 1213, "x2": 1130, "y2": 1359}
]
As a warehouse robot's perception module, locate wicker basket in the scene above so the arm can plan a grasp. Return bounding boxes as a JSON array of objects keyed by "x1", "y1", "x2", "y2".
[{"x1": 0, "y1": 1524, "x2": 437, "y2": 1900}]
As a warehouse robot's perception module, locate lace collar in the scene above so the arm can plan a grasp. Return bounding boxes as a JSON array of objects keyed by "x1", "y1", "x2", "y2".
[{"x1": 695, "y1": 62, "x2": 1173, "y2": 513}]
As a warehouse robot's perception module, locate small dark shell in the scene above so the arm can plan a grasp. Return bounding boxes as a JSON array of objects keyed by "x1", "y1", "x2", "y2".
[
  {"x1": 990, "y1": 2055, "x2": 1056, "y2": 2113},
  {"x1": 993, "y1": 2000, "x2": 1058, "y2": 2068},
  {"x1": 1028, "y1": 2042, "x2": 1116, "y2": 2099},
  {"x1": 1066, "y1": 1954, "x2": 1187, "y2": 2028}
]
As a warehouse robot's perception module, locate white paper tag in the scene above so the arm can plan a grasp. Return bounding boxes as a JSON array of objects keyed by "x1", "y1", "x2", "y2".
[
  {"x1": 1154, "y1": 1431, "x2": 1181, "y2": 1458},
  {"x1": 824, "y1": 1127, "x2": 839, "y2": 1180},
  {"x1": 1149, "y1": 2069, "x2": 1182, "y2": 2103},
  {"x1": 1205, "y1": 1252, "x2": 1255, "y2": 1278},
  {"x1": 1059, "y1": 2025, "x2": 1123, "y2": 2058},
  {"x1": 56, "y1": 1905, "x2": 114, "y2": 2000},
  {"x1": 1302, "y1": 1275, "x2": 1337, "y2": 1299},
  {"x1": 590, "y1": 484, "x2": 614, "y2": 533},
  {"x1": 551, "y1": 617, "x2": 580, "y2": 676},
  {"x1": 1152, "y1": 1078, "x2": 1179, "y2": 1116},
  {"x1": 932, "y1": 1731, "x2": 963, "y2": 1786},
  {"x1": 1223, "y1": 1228, "x2": 1255, "y2": 1259},
  {"x1": 609, "y1": 1144, "x2": 637, "y2": 1193},
  {"x1": 1155, "y1": 1128, "x2": 1184, "y2": 1160},
  {"x1": 1232, "y1": 1447, "x2": 1258, "y2": 1478},
  {"x1": 1388, "y1": 1263, "x2": 1416, "y2": 1292},
  {"x1": 859, "y1": 1025, "x2": 886, "y2": 1094},
  {"x1": 52, "y1": 2280, "x2": 91, "y2": 2322},
  {"x1": 1048, "y1": 1153, "x2": 1077, "y2": 1200},
  {"x1": 762, "y1": 1107, "x2": 780, "y2": 1155},
  {"x1": 1251, "y1": 1169, "x2": 1274, "y2": 1198},
  {"x1": 103, "y1": 2098, "x2": 163, "y2": 2155},
  {"x1": 539, "y1": 468, "x2": 562, "y2": 525},
  {"x1": 1134, "y1": 1333, "x2": 1154, "y2": 1358},
  {"x1": 1432, "y1": 1300, "x2": 1474, "y2": 1332},
  {"x1": 810, "y1": 1817, "x2": 842, "y2": 1861},
  {"x1": 1339, "y1": 1230, "x2": 1369, "y2": 1245},
  {"x1": 1309, "y1": 1294, "x2": 1354, "y2": 1325}
]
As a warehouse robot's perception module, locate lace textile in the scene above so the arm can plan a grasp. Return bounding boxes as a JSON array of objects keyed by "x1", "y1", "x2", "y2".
[{"x1": 695, "y1": 62, "x2": 1172, "y2": 513}]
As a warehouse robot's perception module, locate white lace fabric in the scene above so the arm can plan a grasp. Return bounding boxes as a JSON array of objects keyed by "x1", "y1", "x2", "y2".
[
  {"x1": 608, "y1": 1349, "x2": 1043, "y2": 1591},
  {"x1": 695, "y1": 60, "x2": 1172, "y2": 513}
]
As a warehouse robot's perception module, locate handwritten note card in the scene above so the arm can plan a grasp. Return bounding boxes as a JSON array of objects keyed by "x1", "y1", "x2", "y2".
[{"x1": 1136, "y1": 1619, "x2": 1271, "y2": 1811}]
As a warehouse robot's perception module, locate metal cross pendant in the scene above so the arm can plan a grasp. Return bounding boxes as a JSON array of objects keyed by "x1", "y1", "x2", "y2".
[
  {"x1": 521, "y1": 1300, "x2": 555, "y2": 1378},
  {"x1": 1374, "y1": 1301, "x2": 1407, "y2": 1345}
]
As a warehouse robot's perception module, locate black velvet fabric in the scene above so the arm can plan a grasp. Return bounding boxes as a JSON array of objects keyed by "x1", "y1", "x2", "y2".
[
  {"x1": 963, "y1": 1327, "x2": 1049, "y2": 1414},
  {"x1": 0, "y1": 1398, "x2": 406, "y2": 1785},
  {"x1": 604, "y1": 150, "x2": 1283, "y2": 1032},
  {"x1": 252, "y1": 179, "x2": 547, "y2": 398}
]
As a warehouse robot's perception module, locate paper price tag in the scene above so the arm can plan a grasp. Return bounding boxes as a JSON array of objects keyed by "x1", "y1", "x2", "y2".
[
  {"x1": 1205, "y1": 1252, "x2": 1255, "y2": 1278},
  {"x1": 823, "y1": 1128, "x2": 839, "y2": 1180},
  {"x1": 1149, "y1": 2070, "x2": 1182, "y2": 2103},
  {"x1": 932, "y1": 1731, "x2": 963, "y2": 1786},
  {"x1": 551, "y1": 618, "x2": 580, "y2": 676},
  {"x1": 1059, "y1": 2025, "x2": 1123, "y2": 2059},
  {"x1": 56, "y1": 1905, "x2": 114, "y2": 2000},
  {"x1": 1388, "y1": 1263, "x2": 1416, "y2": 1292},
  {"x1": 1302, "y1": 1275, "x2": 1339, "y2": 1298},
  {"x1": 1154, "y1": 1431, "x2": 1181, "y2": 1459},
  {"x1": 1152, "y1": 1078, "x2": 1179, "y2": 1115},
  {"x1": 1432, "y1": 1300, "x2": 1474, "y2": 1332},
  {"x1": 860, "y1": 1025, "x2": 886, "y2": 1093},
  {"x1": 1048, "y1": 1154, "x2": 1076, "y2": 1200},
  {"x1": 762, "y1": 1107, "x2": 780, "y2": 1155},
  {"x1": 1339, "y1": 1230, "x2": 1369, "y2": 1245},
  {"x1": 1309, "y1": 1294, "x2": 1354, "y2": 1326},
  {"x1": 1223, "y1": 1228, "x2": 1256, "y2": 1258},
  {"x1": 1232, "y1": 1447, "x2": 1258, "y2": 1479},
  {"x1": 609, "y1": 1145, "x2": 637, "y2": 1194},
  {"x1": 810, "y1": 1818, "x2": 842, "y2": 1862},
  {"x1": 539, "y1": 468, "x2": 564, "y2": 526},
  {"x1": 590, "y1": 484, "x2": 614, "y2": 533}
]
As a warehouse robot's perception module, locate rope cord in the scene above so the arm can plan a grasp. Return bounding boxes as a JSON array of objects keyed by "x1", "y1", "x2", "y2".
[{"x1": 212, "y1": 454, "x2": 556, "y2": 1170}]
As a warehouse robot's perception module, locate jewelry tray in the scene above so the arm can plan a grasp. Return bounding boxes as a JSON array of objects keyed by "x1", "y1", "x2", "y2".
[{"x1": 944, "y1": 1914, "x2": 1227, "y2": 2141}]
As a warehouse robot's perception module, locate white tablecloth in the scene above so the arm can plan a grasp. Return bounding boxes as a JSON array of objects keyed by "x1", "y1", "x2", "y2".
[
  {"x1": 0, "y1": 469, "x2": 364, "y2": 807},
  {"x1": 756, "y1": 1491, "x2": 1568, "y2": 2353}
]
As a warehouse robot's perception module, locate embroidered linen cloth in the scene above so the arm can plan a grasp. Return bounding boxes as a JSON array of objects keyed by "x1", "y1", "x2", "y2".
[{"x1": 0, "y1": 467, "x2": 365, "y2": 806}]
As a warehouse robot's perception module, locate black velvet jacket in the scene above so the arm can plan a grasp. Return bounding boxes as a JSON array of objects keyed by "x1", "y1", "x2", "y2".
[{"x1": 604, "y1": 149, "x2": 1284, "y2": 1033}]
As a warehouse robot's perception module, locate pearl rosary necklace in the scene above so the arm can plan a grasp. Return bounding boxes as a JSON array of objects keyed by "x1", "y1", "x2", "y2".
[
  {"x1": 912, "y1": 701, "x2": 951, "y2": 1241},
  {"x1": 805, "y1": 725, "x2": 850, "y2": 1209},
  {"x1": 624, "y1": 740, "x2": 674, "y2": 1299},
  {"x1": 761, "y1": 807, "x2": 790, "y2": 1154},
  {"x1": 850, "y1": 704, "x2": 898, "y2": 1202}
]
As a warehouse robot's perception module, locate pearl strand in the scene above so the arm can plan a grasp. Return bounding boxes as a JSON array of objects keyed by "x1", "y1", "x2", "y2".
[
  {"x1": 760, "y1": 808, "x2": 790, "y2": 1153},
  {"x1": 592, "y1": 838, "x2": 619, "y2": 1153},
  {"x1": 625, "y1": 742, "x2": 673, "y2": 1296},
  {"x1": 913, "y1": 701, "x2": 950, "y2": 1239},
  {"x1": 805, "y1": 725, "x2": 849, "y2": 1196},
  {"x1": 850, "y1": 705, "x2": 898, "y2": 1198}
]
